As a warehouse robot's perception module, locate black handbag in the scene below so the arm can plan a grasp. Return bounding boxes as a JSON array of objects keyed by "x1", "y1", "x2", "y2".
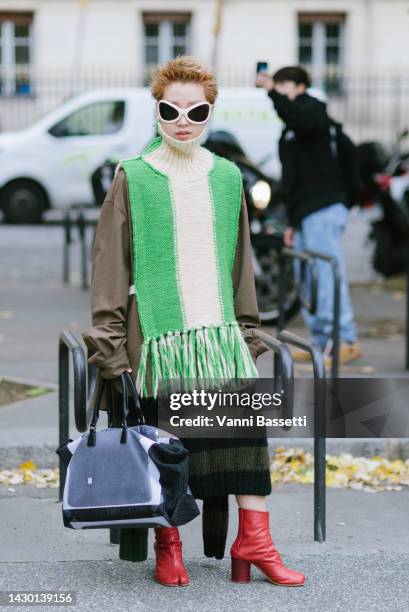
[{"x1": 55, "y1": 371, "x2": 200, "y2": 530}]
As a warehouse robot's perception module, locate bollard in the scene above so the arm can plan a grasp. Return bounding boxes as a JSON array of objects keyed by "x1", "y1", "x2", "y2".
[
  {"x1": 62, "y1": 210, "x2": 72, "y2": 284},
  {"x1": 77, "y1": 210, "x2": 88, "y2": 290}
]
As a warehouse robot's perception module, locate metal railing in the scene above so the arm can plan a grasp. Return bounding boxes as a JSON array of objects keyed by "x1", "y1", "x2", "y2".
[
  {"x1": 3, "y1": 71, "x2": 409, "y2": 145},
  {"x1": 302, "y1": 249, "x2": 341, "y2": 383},
  {"x1": 41, "y1": 206, "x2": 97, "y2": 289},
  {"x1": 61, "y1": 206, "x2": 98, "y2": 289},
  {"x1": 255, "y1": 328, "x2": 327, "y2": 543},
  {"x1": 58, "y1": 331, "x2": 86, "y2": 501},
  {"x1": 406, "y1": 265, "x2": 409, "y2": 370},
  {"x1": 42, "y1": 205, "x2": 98, "y2": 289},
  {"x1": 58, "y1": 329, "x2": 327, "y2": 542},
  {"x1": 254, "y1": 330, "x2": 294, "y2": 422},
  {"x1": 277, "y1": 330, "x2": 327, "y2": 543},
  {"x1": 277, "y1": 247, "x2": 318, "y2": 334}
]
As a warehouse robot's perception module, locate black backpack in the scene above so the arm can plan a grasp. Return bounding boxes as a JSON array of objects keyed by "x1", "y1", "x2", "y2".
[{"x1": 329, "y1": 120, "x2": 361, "y2": 208}]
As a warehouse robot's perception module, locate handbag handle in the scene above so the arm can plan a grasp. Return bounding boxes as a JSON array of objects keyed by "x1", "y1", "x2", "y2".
[
  {"x1": 87, "y1": 371, "x2": 145, "y2": 446},
  {"x1": 121, "y1": 370, "x2": 146, "y2": 428}
]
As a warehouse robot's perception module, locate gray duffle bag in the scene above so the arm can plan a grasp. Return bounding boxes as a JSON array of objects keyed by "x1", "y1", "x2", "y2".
[{"x1": 55, "y1": 371, "x2": 200, "y2": 530}]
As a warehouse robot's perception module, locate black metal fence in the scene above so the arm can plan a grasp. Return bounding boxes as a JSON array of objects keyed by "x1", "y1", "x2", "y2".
[
  {"x1": 58, "y1": 326, "x2": 328, "y2": 542},
  {"x1": 1, "y1": 71, "x2": 409, "y2": 145}
]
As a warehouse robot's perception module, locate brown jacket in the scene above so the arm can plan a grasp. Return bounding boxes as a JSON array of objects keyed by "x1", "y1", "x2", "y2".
[{"x1": 82, "y1": 167, "x2": 268, "y2": 411}]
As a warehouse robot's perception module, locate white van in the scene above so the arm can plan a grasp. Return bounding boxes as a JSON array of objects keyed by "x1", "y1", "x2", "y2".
[{"x1": 0, "y1": 87, "x2": 282, "y2": 223}]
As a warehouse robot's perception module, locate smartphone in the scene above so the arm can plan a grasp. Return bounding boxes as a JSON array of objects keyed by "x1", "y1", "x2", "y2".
[
  {"x1": 256, "y1": 62, "x2": 269, "y2": 87},
  {"x1": 256, "y1": 61, "x2": 269, "y2": 74}
]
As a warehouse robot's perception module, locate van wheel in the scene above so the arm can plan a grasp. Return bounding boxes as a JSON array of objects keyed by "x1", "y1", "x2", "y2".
[{"x1": 2, "y1": 180, "x2": 47, "y2": 224}]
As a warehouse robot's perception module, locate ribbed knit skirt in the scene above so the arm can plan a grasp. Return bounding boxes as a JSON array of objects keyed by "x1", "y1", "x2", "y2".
[
  {"x1": 137, "y1": 396, "x2": 272, "y2": 500},
  {"x1": 110, "y1": 392, "x2": 272, "y2": 561}
]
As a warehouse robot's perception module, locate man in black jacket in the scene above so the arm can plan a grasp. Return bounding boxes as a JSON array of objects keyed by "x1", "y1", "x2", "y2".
[{"x1": 256, "y1": 66, "x2": 361, "y2": 365}]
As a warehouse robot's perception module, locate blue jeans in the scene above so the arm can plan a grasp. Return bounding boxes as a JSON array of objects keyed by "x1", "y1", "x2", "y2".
[{"x1": 293, "y1": 203, "x2": 358, "y2": 350}]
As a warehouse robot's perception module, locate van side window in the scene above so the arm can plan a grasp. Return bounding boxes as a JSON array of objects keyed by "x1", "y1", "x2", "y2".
[{"x1": 48, "y1": 101, "x2": 125, "y2": 137}]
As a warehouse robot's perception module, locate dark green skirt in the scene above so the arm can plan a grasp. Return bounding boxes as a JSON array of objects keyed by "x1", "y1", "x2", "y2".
[{"x1": 109, "y1": 392, "x2": 271, "y2": 561}]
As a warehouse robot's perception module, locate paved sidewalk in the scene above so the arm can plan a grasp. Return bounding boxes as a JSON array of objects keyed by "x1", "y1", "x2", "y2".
[
  {"x1": 1, "y1": 282, "x2": 408, "y2": 610},
  {"x1": 1, "y1": 222, "x2": 409, "y2": 611},
  {"x1": 0, "y1": 485, "x2": 408, "y2": 611}
]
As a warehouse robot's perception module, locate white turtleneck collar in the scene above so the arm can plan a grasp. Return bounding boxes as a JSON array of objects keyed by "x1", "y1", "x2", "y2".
[{"x1": 142, "y1": 121, "x2": 214, "y2": 180}]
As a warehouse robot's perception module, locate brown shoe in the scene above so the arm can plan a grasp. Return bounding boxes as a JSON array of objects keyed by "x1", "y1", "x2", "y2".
[
  {"x1": 291, "y1": 349, "x2": 312, "y2": 362},
  {"x1": 324, "y1": 341, "x2": 362, "y2": 367}
]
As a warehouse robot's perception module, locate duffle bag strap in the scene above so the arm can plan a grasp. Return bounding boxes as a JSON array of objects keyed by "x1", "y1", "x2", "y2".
[
  {"x1": 119, "y1": 372, "x2": 145, "y2": 444},
  {"x1": 87, "y1": 373, "x2": 107, "y2": 447},
  {"x1": 87, "y1": 371, "x2": 145, "y2": 447}
]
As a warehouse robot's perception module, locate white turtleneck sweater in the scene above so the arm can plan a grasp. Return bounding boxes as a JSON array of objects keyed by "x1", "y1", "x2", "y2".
[
  {"x1": 144, "y1": 122, "x2": 213, "y2": 178},
  {"x1": 140, "y1": 122, "x2": 225, "y2": 328}
]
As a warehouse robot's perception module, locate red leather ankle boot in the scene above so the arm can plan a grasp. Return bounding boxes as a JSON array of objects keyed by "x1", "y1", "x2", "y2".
[
  {"x1": 153, "y1": 527, "x2": 189, "y2": 587},
  {"x1": 230, "y1": 508, "x2": 305, "y2": 586}
]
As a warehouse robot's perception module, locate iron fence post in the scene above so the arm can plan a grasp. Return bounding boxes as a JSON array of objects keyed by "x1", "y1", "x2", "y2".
[{"x1": 63, "y1": 209, "x2": 71, "y2": 284}]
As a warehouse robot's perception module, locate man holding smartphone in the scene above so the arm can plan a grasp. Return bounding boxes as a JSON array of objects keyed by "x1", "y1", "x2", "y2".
[{"x1": 256, "y1": 65, "x2": 361, "y2": 366}]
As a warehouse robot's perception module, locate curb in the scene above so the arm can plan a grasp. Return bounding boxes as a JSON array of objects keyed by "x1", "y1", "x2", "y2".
[
  {"x1": 268, "y1": 438, "x2": 409, "y2": 459},
  {"x1": 1, "y1": 439, "x2": 408, "y2": 470}
]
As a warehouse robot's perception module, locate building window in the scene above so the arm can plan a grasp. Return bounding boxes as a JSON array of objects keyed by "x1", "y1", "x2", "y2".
[
  {"x1": 0, "y1": 12, "x2": 33, "y2": 97},
  {"x1": 142, "y1": 13, "x2": 191, "y2": 84},
  {"x1": 298, "y1": 13, "x2": 345, "y2": 94}
]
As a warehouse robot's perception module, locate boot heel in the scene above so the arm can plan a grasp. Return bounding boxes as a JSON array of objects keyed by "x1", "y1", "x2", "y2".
[{"x1": 231, "y1": 556, "x2": 251, "y2": 582}]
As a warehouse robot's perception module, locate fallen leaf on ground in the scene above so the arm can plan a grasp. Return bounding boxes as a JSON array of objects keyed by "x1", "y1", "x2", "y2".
[{"x1": 270, "y1": 447, "x2": 409, "y2": 491}]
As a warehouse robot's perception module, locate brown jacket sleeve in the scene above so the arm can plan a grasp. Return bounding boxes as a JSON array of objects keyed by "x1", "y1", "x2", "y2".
[
  {"x1": 81, "y1": 169, "x2": 132, "y2": 379},
  {"x1": 232, "y1": 188, "x2": 268, "y2": 363}
]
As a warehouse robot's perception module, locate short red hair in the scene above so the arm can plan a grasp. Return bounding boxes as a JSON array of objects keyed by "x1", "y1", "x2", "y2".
[{"x1": 150, "y1": 55, "x2": 218, "y2": 104}]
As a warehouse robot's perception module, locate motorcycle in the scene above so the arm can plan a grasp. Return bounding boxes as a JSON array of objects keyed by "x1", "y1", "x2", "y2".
[
  {"x1": 357, "y1": 130, "x2": 409, "y2": 277},
  {"x1": 203, "y1": 130, "x2": 299, "y2": 325},
  {"x1": 90, "y1": 130, "x2": 299, "y2": 325}
]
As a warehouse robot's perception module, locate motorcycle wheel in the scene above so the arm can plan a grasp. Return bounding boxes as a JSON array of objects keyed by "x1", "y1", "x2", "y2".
[{"x1": 253, "y1": 245, "x2": 300, "y2": 326}]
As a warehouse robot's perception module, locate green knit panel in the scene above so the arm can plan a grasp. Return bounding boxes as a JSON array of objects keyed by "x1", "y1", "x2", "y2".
[
  {"x1": 121, "y1": 147, "x2": 257, "y2": 398},
  {"x1": 121, "y1": 156, "x2": 184, "y2": 338},
  {"x1": 208, "y1": 157, "x2": 243, "y2": 322}
]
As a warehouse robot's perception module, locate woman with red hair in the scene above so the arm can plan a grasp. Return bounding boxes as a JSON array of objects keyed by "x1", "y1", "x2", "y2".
[{"x1": 83, "y1": 55, "x2": 305, "y2": 588}]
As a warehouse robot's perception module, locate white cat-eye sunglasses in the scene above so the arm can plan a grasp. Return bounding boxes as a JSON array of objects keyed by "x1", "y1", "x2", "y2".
[{"x1": 157, "y1": 100, "x2": 213, "y2": 125}]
